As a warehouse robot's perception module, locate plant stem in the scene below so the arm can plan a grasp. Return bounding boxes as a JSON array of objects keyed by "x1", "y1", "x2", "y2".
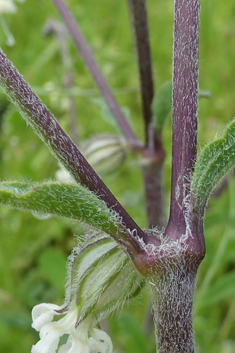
[
  {"x1": 0, "y1": 48, "x2": 152, "y2": 252},
  {"x1": 167, "y1": 0, "x2": 201, "y2": 239},
  {"x1": 127, "y1": 0, "x2": 154, "y2": 146},
  {"x1": 151, "y1": 256, "x2": 198, "y2": 353},
  {"x1": 52, "y1": 0, "x2": 140, "y2": 147},
  {"x1": 143, "y1": 160, "x2": 165, "y2": 228},
  {"x1": 150, "y1": 1, "x2": 205, "y2": 351},
  {"x1": 128, "y1": 0, "x2": 165, "y2": 228}
]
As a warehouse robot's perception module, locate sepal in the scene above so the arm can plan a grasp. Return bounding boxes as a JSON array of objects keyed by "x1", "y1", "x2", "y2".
[{"x1": 67, "y1": 233, "x2": 144, "y2": 323}]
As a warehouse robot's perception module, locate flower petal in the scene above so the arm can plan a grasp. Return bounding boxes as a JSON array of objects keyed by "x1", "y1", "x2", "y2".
[
  {"x1": 39, "y1": 307, "x2": 77, "y2": 340},
  {"x1": 31, "y1": 331, "x2": 60, "y2": 353},
  {"x1": 32, "y1": 303, "x2": 60, "y2": 331},
  {"x1": 89, "y1": 328, "x2": 113, "y2": 353},
  {"x1": 58, "y1": 337, "x2": 89, "y2": 353},
  {"x1": 57, "y1": 340, "x2": 72, "y2": 353}
]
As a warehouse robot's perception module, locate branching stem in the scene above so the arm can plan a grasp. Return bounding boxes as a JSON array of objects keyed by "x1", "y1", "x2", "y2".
[
  {"x1": 52, "y1": 0, "x2": 140, "y2": 147},
  {"x1": 0, "y1": 49, "x2": 151, "y2": 253}
]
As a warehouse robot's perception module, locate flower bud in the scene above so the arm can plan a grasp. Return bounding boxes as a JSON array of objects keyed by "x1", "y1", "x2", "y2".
[
  {"x1": 82, "y1": 135, "x2": 127, "y2": 174},
  {"x1": 67, "y1": 233, "x2": 144, "y2": 323}
]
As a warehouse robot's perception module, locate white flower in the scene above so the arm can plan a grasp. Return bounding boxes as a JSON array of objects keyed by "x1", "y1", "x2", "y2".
[
  {"x1": 89, "y1": 328, "x2": 113, "y2": 353},
  {"x1": 31, "y1": 303, "x2": 113, "y2": 353}
]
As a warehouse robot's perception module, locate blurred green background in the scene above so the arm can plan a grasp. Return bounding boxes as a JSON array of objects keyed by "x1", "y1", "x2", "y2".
[{"x1": 0, "y1": 0, "x2": 235, "y2": 352}]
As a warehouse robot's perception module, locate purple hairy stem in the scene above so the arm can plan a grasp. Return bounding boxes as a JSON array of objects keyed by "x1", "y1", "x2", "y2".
[
  {"x1": 52, "y1": 0, "x2": 140, "y2": 147},
  {"x1": 143, "y1": 161, "x2": 165, "y2": 228},
  {"x1": 149, "y1": 1, "x2": 205, "y2": 351},
  {"x1": 151, "y1": 255, "x2": 198, "y2": 353},
  {"x1": 128, "y1": 0, "x2": 165, "y2": 228},
  {"x1": 0, "y1": 49, "x2": 156, "y2": 254},
  {"x1": 166, "y1": 0, "x2": 201, "y2": 241}
]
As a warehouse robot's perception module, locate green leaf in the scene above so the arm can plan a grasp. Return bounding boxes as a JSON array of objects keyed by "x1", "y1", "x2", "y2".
[
  {"x1": 67, "y1": 233, "x2": 144, "y2": 323},
  {"x1": 193, "y1": 118, "x2": 235, "y2": 210},
  {"x1": 152, "y1": 80, "x2": 172, "y2": 133},
  {"x1": 0, "y1": 181, "x2": 122, "y2": 235}
]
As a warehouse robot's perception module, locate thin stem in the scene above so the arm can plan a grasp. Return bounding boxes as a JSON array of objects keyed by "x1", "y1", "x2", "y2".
[
  {"x1": 167, "y1": 0, "x2": 200, "y2": 239},
  {"x1": 127, "y1": 0, "x2": 154, "y2": 146},
  {"x1": 128, "y1": 0, "x2": 166, "y2": 229},
  {"x1": 143, "y1": 161, "x2": 165, "y2": 228},
  {"x1": 0, "y1": 48, "x2": 152, "y2": 252},
  {"x1": 52, "y1": 0, "x2": 140, "y2": 147}
]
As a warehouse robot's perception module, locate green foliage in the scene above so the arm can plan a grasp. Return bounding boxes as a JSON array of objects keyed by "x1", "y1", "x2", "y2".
[
  {"x1": 0, "y1": 0, "x2": 235, "y2": 352},
  {"x1": 152, "y1": 80, "x2": 172, "y2": 133},
  {"x1": 0, "y1": 181, "x2": 121, "y2": 235},
  {"x1": 193, "y1": 118, "x2": 235, "y2": 211}
]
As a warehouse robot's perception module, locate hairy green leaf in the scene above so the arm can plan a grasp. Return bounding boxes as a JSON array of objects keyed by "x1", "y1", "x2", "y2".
[
  {"x1": 0, "y1": 181, "x2": 122, "y2": 235},
  {"x1": 193, "y1": 118, "x2": 235, "y2": 211}
]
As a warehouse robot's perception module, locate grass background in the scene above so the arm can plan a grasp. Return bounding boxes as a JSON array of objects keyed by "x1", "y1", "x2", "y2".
[{"x1": 0, "y1": 0, "x2": 235, "y2": 352}]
